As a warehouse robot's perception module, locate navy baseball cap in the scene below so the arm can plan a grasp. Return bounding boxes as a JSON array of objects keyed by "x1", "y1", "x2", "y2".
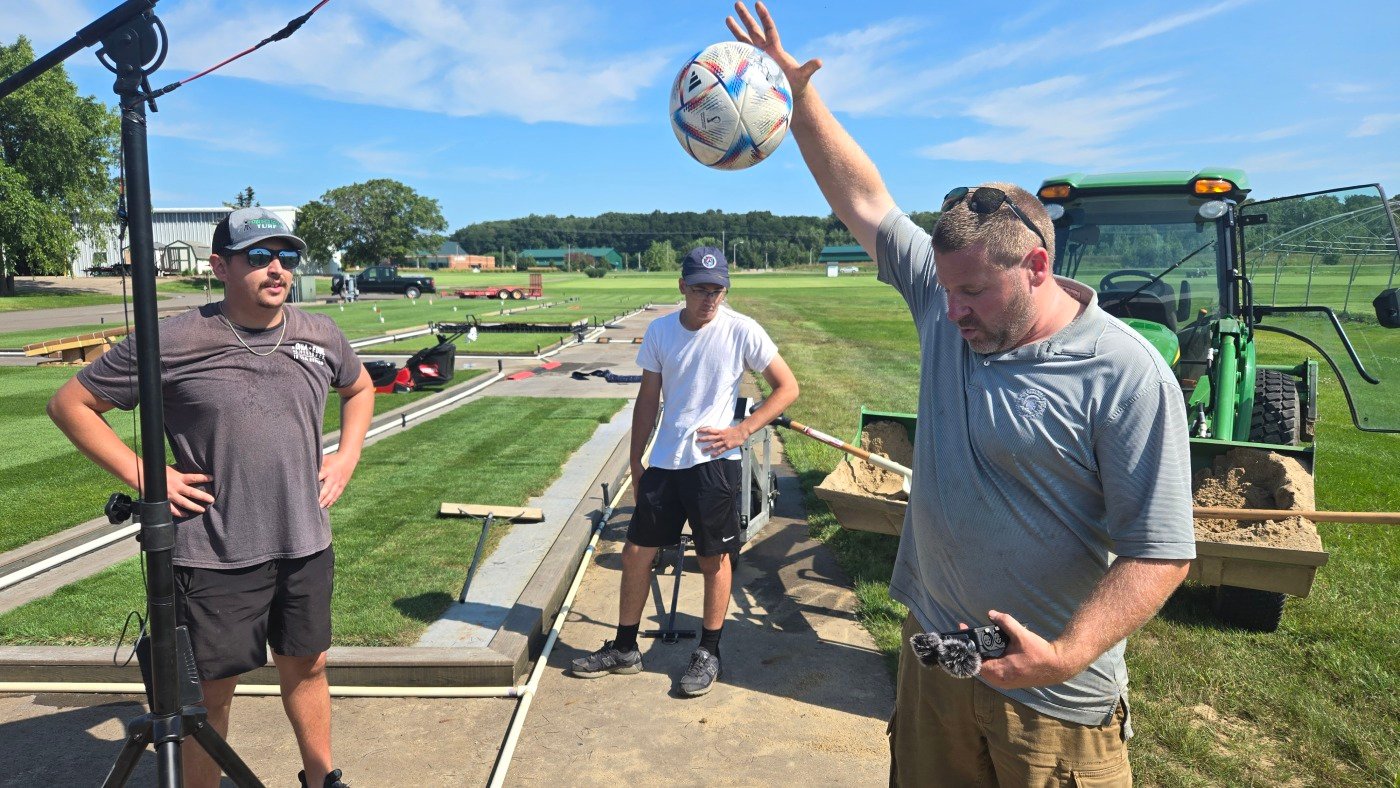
[
  {"x1": 213, "y1": 207, "x2": 307, "y2": 253},
  {"x1": 681, "y1": 246, "x2": 729, "y2": 288}
]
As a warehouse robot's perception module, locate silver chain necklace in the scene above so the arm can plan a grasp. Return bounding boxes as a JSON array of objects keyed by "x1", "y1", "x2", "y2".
[{"x1": 219, "y1": 306, "x2": 288, "y2": 357}]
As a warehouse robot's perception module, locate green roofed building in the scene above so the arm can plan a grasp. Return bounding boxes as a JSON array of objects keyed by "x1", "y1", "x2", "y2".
[
  {"x1": 818, "y1": 245, "x2": 871, "y2": 263},
  {"x1": 520, "y1": 247, "x2": 623, "y2": 270}
]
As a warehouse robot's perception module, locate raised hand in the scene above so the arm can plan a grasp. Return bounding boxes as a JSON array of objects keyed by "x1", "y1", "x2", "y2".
[{"x1": 726, "y1": 2, "x2": 823, "y2": 98}]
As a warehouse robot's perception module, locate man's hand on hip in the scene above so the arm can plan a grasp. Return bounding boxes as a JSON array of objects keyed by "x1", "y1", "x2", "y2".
[
  {"x1": 166, "y1": 466, "x2": 214, "y2": 517},
  {"x1": 697, "y1": 424, "x2": 751, "y2": 456},
  {"x1": 318, "y1": 451, "x2": 359, "y2": 508}
]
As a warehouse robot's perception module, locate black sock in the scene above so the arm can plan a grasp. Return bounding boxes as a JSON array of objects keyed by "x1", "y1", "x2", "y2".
[
  {"x1": 700, "y1": 627, "x2": 722, "y2": 656},
  {"x1": 614, "y1": 623, "x2": 640, "y2": 652}
]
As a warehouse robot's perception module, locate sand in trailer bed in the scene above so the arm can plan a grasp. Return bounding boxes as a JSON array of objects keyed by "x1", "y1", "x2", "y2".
[
  {"x1": 823, "y1": 420, "x2": 913, "y2": 500},
  {"x1": 1192, "y1": 448, "x2": 1323, "y2": 552}
]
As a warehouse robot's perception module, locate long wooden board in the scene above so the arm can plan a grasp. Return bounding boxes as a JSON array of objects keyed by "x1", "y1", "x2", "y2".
[{"x1": 438, "y1": 503, "x2": 545, "y2": 522}]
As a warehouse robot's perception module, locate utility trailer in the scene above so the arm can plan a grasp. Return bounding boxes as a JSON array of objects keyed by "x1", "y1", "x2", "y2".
[{"x1": 455, "y1": 272, "x2": 543, "y2": 300}]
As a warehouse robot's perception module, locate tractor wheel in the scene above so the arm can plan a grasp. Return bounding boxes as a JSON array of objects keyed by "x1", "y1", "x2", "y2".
[
  {"x1": 405, "y1": 285, "x2": 422, "y2": 299},
  {"x1": 1212, "y1": 585, "x2": 1287, "y2": 632},
  {"x1": 1249, "y1": 369, "x2": 1301, "y2": 446}
]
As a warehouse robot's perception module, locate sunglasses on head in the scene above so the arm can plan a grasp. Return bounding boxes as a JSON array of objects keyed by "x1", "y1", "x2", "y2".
[
  {"x1": 941, "y1": 186, "x2": 1048, "y2": 252},
  {"x1": 238, "y1": 247, "x2": 302, "y2": 269}
]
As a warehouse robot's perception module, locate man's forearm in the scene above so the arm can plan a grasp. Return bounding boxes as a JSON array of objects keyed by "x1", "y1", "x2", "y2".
[
  {"x1": 48, "y1": 386, "x2": 141, "y2": 490},
  {"x1": 738, "y1": 381, "x2": 797, "y2": 438},
  {"x1": 630, "y1": 397, "x2": 660, "y2": 467},
  {"x1": 1054, "y1": 557, "x2": 1191, "y2": 674},
  {"x1": 334, "y1": 386, "x2": 374, "y2": 460},
  {"x1": 788, "y1": 84, "x2": 894, "y2": 254}
]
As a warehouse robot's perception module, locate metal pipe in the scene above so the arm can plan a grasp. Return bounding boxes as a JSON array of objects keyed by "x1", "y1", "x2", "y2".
[
  {"x1": 488, "y1": 474, "x2": 634, "y2": 788},
  {"x1": 0, "y1": 682, "x2": 524, "y2": 698}
]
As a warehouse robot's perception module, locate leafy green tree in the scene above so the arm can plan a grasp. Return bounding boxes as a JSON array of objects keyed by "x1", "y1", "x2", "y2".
[
  {"x1": 642, "y1": 240, "x2": 678, "y2": 271},
  {"x1": 298, "y1": 179, "x2": 446, "y2": 267},
  {"x1": 0, "y1": 36, "x2": 120, "y2": 287}
]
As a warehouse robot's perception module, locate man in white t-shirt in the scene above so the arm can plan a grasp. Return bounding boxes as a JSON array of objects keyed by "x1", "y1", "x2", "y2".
[{"x1": 570, "y1": 246, "x2": 799, "y2": 696}]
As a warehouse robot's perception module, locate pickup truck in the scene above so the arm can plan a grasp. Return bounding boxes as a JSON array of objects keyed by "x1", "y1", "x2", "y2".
[{"x1": 331, "y1": 265, "x2": 436, "y2": 298}]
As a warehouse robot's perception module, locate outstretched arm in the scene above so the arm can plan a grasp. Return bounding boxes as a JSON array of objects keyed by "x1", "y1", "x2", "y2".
[
  {"x1": 728, "y1": 2, "x2": 896, "y2": 254},
  {"x1": 977, "y1": 557, "x2": 1191, "y2": 690}
]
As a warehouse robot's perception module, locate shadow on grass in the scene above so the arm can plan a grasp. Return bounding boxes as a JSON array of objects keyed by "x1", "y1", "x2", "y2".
[
  {"x1": 391, "y1": 591, "x2": 455, "y2": 624},
  {"x1": 1158, "y1": 583, "x2": 1228, "y2": 630}
]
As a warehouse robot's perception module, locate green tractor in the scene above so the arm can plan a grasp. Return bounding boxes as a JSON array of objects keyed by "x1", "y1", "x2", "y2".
[
  {"x1": 815, "y1": 169, "x2": 1400, "y2": 633},
  {"x1": 1036, "y1": 169, "x2": 1400, "y2": 630}
]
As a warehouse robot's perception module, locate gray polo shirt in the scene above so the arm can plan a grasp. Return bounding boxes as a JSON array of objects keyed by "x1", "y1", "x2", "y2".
[
  {"x1": 877, "y1": 209, "x2": 1195, "y2": 730},
  {"x1": 78, "y1": 303, "x2": 362, "y2": 569}
]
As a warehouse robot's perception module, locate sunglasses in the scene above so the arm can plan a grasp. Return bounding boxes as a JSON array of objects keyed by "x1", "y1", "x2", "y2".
[
  {"x1": 941, "y1": 186, "x2": 1049, "y2": 252},
  {"x1": 687, "y1": 286, "x2": 726, "y2": 301},
  {"x1": 239, "y1": 247, "x2": 302, "y2": 269}
]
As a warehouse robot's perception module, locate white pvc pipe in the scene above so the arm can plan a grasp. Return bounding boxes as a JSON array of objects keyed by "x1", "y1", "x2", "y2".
[
  {"x1": 348, "y1": 326, "x2": 434, "y2": 349},
  {"x1": 488, "y1": 473, "x2": 634, "y2": 788},
  {"x1": 0, "y1": 682, "x2": 523, "y2": 698},
  {"x1": 323, "y1": 370, "x2": 504, "y2": 454},
  {"x1": 0, "y1": 524, "x2": 138, "y2": 592}
]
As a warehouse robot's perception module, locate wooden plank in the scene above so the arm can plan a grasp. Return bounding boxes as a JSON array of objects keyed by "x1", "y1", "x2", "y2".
[
  {"x1": 438, "y1": 503, "x2": 545, "y2": 522},
  {"x1": 1194, "y1": 539, "x2": 1329, "y2": 566}
]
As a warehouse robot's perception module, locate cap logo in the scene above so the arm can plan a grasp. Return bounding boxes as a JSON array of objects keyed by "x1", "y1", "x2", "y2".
[
  {"x1": 247, "y1": 218, "x2": 281, "y2": 229},
  {"x1": 701, "y1": 254, "x2": 718, "y2": 269}
]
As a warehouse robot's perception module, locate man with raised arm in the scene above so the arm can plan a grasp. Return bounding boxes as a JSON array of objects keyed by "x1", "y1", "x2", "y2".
[{"x1": 728, "y1": 4, "x2": 1195, "y2": 785}]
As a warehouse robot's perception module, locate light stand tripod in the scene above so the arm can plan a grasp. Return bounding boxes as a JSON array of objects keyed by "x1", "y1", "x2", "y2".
[{"x1": 0, "y1": 2, "x2": 262, "y2": 785}]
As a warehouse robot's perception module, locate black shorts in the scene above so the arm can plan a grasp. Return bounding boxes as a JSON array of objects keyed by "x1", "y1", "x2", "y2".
[
  {"x1": 627, "y1": 461, "x2": 741, "y2": 557},
  {"x1": 174, "y1": 547, "x2": 334, "y2": 682}
]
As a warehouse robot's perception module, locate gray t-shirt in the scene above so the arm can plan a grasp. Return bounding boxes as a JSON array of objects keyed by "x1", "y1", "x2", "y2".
[
  {"x1": 876, "y1": 209, "x2": 1195, "y2": 730},
  {"x1": 78, "y1": 303, "x2": 362, "y2": 569}
]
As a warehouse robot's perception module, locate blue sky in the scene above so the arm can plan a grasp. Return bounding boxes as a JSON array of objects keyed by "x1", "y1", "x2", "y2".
[{"x1": 7, "y1": 0, "x2": 1399, "y2": 232}]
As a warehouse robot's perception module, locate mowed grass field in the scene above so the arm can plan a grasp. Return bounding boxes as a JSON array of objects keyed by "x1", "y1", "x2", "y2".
[
  {"x1": 723, "y1": 271, "x2": 1399, "y2": 787},
  {"x1": 3, "y1": 269, "x2": 1395, "y2": 783},
  {"x1": 0, "y1": 365, "x2": 483, "y2": 555},
  {"x1": 0, "y1": 396, "x2": 625, "y2": 646}
]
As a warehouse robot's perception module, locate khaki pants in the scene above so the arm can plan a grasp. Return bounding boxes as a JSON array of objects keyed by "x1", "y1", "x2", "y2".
[{"x1": 889, "y1": 615, "x2": 1132, "y2": 788}]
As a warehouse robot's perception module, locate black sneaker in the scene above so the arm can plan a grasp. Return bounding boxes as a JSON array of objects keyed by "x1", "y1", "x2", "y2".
[
  {"x1": 570, "y1": 640, "x2": 643, "y2": 678},
  {"x1": 299, "y1": 768, "x2": 349, "y2": 788},
  {"x1": 679, "y1": 647, "x2": 720, "y2": 696}
]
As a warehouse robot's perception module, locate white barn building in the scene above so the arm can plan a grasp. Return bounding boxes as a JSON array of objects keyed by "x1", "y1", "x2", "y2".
[{"x1": 73, "y1": 205, "x2": 299, "y2": 276}]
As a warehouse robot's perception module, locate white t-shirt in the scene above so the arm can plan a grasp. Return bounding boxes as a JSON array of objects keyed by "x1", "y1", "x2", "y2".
[{"x1": 637, "y1": 306, "x2": 779, "y2": 469}]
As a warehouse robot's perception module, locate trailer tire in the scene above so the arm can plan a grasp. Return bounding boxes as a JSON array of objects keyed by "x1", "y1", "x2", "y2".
[
  {"x1": 1250, "y1": 369, "x2": 1301, "y2": 446},
  {"x1": 1213, "y1": 585, "x2": 1286, "y2": 632},
  {"x1": 497, "y1": 290, "x2": 510, "y2": 300},
  {"x1": 510, "y1": 289, "x2": 524, "y2": 300},
  {"x1": 405, "y1": 285, "x2": 422, "y2": 299}
]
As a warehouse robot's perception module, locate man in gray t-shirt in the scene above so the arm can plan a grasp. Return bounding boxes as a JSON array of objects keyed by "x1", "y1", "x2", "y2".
[
  {"x1": 49, "y1": 208, "x2": 372, "y2": 788},
  {"x1": 730, "y1": 5, "x2": 1195, "y2": 785}
]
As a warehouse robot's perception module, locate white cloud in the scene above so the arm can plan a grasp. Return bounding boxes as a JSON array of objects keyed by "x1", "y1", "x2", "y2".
[
  {"x1": 11, "y1": 0, "x2": 676, "y2": 125},
  {"x1": 1350, "y1": 114, "x2": 1400, "y2": 138},
  {"x1": 149, "y1": 121, "x2": 283, "y2": 155},
  {"x1": 1096, "y1": 0, "x2": 1255, "y2": 50},
  {"x1": 339, "y1": 141, "x2": 526, "y2": 182},
  {"x1": 920, "y1": 74, "x2": 1180, "y2": 166}
]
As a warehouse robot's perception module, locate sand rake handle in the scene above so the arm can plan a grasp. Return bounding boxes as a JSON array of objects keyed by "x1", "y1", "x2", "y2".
[
  {"x1": 771, "y1": 415, "x2": 913, "y2": 480},
  {"x1": 1194, "y1": 507, "x2": 1400, "y2": 524}
]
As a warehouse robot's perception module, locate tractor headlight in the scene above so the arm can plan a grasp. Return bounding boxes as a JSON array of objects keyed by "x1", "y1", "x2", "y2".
[
  {"x1": 1198, "y1": 200, "x2": 1230, "y2": 219},
  {"x1": 1044, "y1": 203, "x2": 1066, "y2": 221}
]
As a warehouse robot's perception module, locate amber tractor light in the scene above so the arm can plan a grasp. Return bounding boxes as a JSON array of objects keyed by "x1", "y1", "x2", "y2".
[
  {"x1": 1193, "y1": 178, "x2": 1236, "y2": 195},
  {"x1": 1039, "y1": 184, "x2": 1072, "y2": 200}
]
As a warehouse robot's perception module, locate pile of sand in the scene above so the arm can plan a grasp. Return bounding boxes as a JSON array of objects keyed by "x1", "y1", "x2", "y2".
[
  {"x1": 1192, "y1": 448, "x2": 1323, "y2": 551},
  {"x1": 822, "y1": 420, "x2": 913, "y2": 501}
]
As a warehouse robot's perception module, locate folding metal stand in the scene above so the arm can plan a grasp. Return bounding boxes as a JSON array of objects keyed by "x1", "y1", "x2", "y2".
[{"x1": 641, "y1": 536, "x2": 696, "y2": 644}]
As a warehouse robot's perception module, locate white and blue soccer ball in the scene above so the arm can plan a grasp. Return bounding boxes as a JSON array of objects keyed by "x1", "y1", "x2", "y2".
[{"x1": 670, "y1": 42, "x2": 792, "y2": 171}]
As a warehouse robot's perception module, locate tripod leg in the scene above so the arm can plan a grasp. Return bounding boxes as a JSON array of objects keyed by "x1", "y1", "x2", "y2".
[
  {"x1": 187, "y1": 708, "x2": 266, "y2": 788},
  {"x1": 662, "y1": 538, "x2": 686, "y2": 644},
  {"x1": 101, "y1": 715, "x2": 154, "y2": 788}
]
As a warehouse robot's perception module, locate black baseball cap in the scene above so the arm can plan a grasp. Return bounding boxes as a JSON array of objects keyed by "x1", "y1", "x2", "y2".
[{"x1": 681, "y1": 246, "x2": 729, "y2": 288}]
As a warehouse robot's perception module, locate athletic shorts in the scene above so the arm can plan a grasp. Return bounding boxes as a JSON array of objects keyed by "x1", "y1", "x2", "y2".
[
  {"x1": 627, "y1": 460, "x2": 742, "y2": 557},
  {"x1": 174, "y1": 547, "x2": 334, "y2": 682}
]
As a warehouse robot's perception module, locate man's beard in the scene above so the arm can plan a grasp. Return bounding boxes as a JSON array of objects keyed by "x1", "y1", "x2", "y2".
[{"x1": 960, "y1": 282, "x2": 1035, "y2": 354}]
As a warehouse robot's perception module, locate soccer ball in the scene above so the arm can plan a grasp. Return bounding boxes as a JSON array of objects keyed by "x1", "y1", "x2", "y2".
[{"x1": 670, "y1": 42, "x2": 792, "y2": 170}]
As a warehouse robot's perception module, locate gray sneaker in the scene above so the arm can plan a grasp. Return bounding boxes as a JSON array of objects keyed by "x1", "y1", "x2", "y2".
[
  {"x1": 679, "y1": 647, "x2": 721, "y2": 696},
  {"x1": 570, "y1": 640, "x2": 642, "y2": 678}
]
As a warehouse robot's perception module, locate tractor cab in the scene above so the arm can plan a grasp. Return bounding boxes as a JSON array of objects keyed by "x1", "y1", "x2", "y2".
[{"x1": 1038, "y1": 169, "x2": 1400, "y2": 437}]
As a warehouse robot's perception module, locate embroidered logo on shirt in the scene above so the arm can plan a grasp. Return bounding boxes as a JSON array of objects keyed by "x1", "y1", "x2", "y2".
[
  {"x1": 1017, "y1": 388, "x2": 1048, "y2": 419},
  {"x1": 293, "y1": 342, "x2": 326, "y2": 366}
]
